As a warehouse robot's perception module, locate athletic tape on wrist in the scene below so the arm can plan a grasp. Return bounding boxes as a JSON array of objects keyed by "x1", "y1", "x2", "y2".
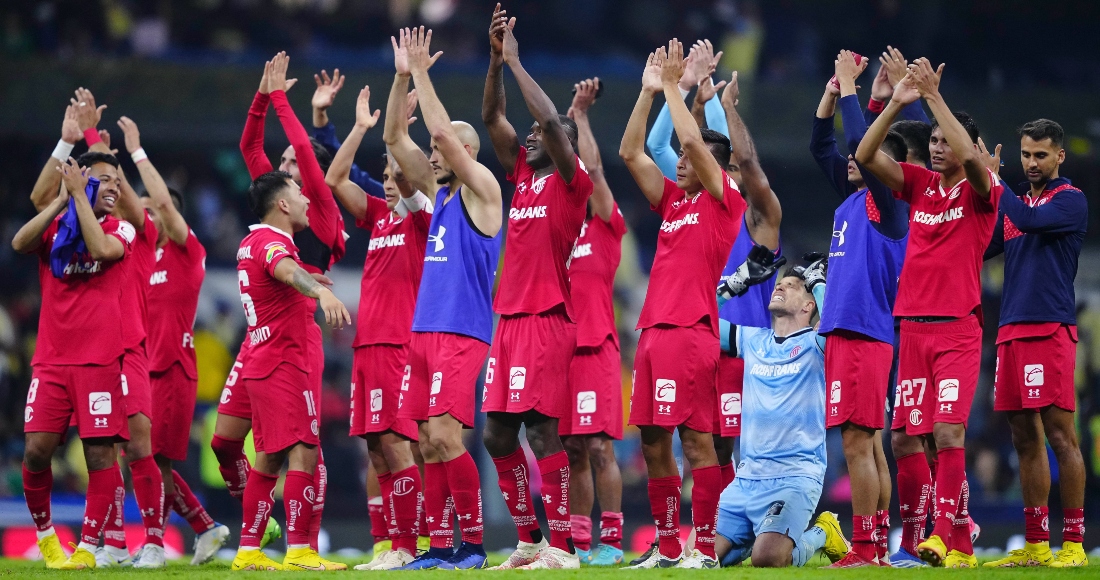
[
  {"x1": 131, "y1": 148, "x2": 149, "y2": 164},
  {"x1": 51, "y1": 139, "x2": 75, "y2": 161}
]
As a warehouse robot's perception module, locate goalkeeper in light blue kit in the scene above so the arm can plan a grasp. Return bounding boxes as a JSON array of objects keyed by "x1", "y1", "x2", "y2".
[{"x1": 712, "y1": 246, "x2": 851, "y2": 567}]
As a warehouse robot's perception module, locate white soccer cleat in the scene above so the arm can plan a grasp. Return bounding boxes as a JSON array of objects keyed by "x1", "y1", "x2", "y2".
[
  {"x1": 353, "y1": 549, "x2": 393, "y2": 570},
  {"x1": 517, "y1": 547, "x2": 580, "y2": 569},
  {"x1": 490, "y1": 538, "x2": 548, "y2": 569},
  {"x1": 133, "y1": 544, "x2": 166, "y2": 569},
  {"x1": 191, "y1": 524, "x2": 231, "y2": 565},
  {"x1": 625, "y1": 549, "x2": 680, "y2": 569},
  {"x1": 368, "y1": 548, "x2": 415, "y2": 570},
  {"x1": 676, "y1": 549, "x2": 719, "y2": 569},
  {"x1": 94, "y1": 545, "x2": 133, "y2": 568}
]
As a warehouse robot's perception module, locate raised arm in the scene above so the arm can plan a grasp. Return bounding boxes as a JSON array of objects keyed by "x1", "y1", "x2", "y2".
[
  {"x1": 721, "y1": 71, "x2": 780, "y2": 244},
  {"x1": 13, "y1": 187, "x2": 69, "y2": 254},
  {"x1": 61, "y1": 160, "x2": 124, "y2": 262},
  {"x1": 855, "y1": 73, "x2": 918, "y2": 192},
  {"x1": 569, "y1": 78, "x2": 613, "y2": 221},
  {"x1": 116, "y1": 117, "x2": 187, "y2": 245},
  {"x1": 325, "y1": 87, "x2": 380, "y2": 221},
  {"x1": 383, "y1": 33, "x2": 437, "y2": 197},
  {"x1": 31, "y1": 104, "x2": 83, "y2": 212},
  {"x1": 273, "y1": 257, "x2": 352, "y2": 329},
  {"x1": 645, "y1": 104, "x2": 679, "y2": 180},
  {"x1": 482, "y1": 4, "x2": 520, "y2": 171},
  {"x1": 661, "y1": 41, "x2": 724, "y2": 200},
  {"x1": 810, "y1": 80, "x2": 851, "y2": 198},
  {"x1": 619, "y1": 52, "x2": 668, "y2": 207},
  {"x1": 500, "y1": 20, "x2": 577, "y2": 181},
  {"x1": 241, "y1": 62, "x2": 274, "y2": 179}
]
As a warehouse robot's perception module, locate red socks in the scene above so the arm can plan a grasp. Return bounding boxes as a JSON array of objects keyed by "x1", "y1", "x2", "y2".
[
  {"x1": 1024, "y1": 506, "x2": 1049, "y2": 544},
  {"x1": 537, "y1": 452, "x2": 572, "y2": 552},
  {"x1": 308, "y1": 453, "x2": 327, "y2": 551},
  {"x1": 22, "y1": 464, "x2": 53, "y2": 532},
  {"x1": 719, "y1": 462, "x2": 734, "y2": 489},
  {"x1": 283, "y1": 470, "x2": 315, "y2": 547},
  {"x1": 648, "y1": 475, "x2": 682, "y2": 559},
  {"x1": 875, "y1": 510, "x2": 890, "y2": 562},
  {"x1": 390, "y1": 465, "x2": 424, "y2": 553},
  {"x1": 949, "y1": 479, "x2": 973, "y2": 554},
  {"x1": 444, "y1": 452, "x2": 483, "y2": 545},
  {"x1": 129, "y1": 455, "x2": 165, "y2": 547},
  {"x1": 210, "y1": 435, "x2": 250, "y2": 502},
  {"x1": 239, "y1": 469, "x2": 278, "y2": 548},
  {"x1": 930, "y1": 447, "x2": 965, "y2": 543},
  {"x1": 492, "y1": 449, "x2": 541, "y2": 544},
  {"x1": 171, "y1": 470, "x2": 215, "y2": 534},
  {"x1": 422, "y1": 462, "x2": 454, "y2": 549},
  {"x1": 83, "y1": 464, "x2": 124, "y2": 546},
  {"x1": 600, "y1": 511, "x2": 624, "y2": 549},
  {"x1": 852, "y1": 514, "x2": 876, "y2": 561},
  {"x1": 570, "y1": 515, "x2": 592, "y2": 551},
  {"x1": 1063, "y1": 508, "x2": 1085, "y2": 543},
  {"x1": 896, "y1": 452, "x2": 931, "y2": 554},
  {"x1": 690, "y1": 466, "x2": 720, "y2": 558}
]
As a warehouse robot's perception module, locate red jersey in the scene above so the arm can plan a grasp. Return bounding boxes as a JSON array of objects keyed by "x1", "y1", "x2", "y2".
[
  {"x1": 637, "y1": 175, "x2": 745, "y2": 336},
  {"x1": 354, "y1": 196, "x2": 431, "y2": 346},
  {"x1": 33, "y1": 215, "x2": 134, "y2": 366},
  {"x1": 236, "y1": 224, "x2": 315, "y2": 378},
  {"x1": 568, "y1": 204, "x2": 626, "y2": 348},
  {"x1": 121, "y1": 213, "x2": 158, "y2": 349},
  {"x1": 893, "y1": 163, "x2": 1001, "y2": 318},
  {"x1": 496, "y1": 147, "x2": 593, "y2": 320},
  {"x1": 147, "y1": 230, "x2": 207, "y2": 379}
]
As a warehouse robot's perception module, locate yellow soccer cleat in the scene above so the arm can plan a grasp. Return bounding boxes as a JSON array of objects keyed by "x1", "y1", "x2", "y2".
[
  {"x1": 231, "y1": 548, "x2": 285, "y2": 571},
  {"x1": 1050, "y1": 542, "x2": 1088, "y2": 568},
  {"x1": 917, "y1": 534, "x2": 948, "y2": 567},
  {"x1": 58, "y1": 544, "x2": 96, "y2": 570},
  {"x1": 814, "y1": 511, "x2": 851, "y2": 563},
  {"x1": 37, "y1": 532, "x2": 69, "y2": 569},
  {"x1": 283, "y1": 546, "x2": 348, "y2": 571},
  {"x1": 417, "y1": 536, "x2": 430, "y2": 552},
  {"x1": 983, "y1": 541, "x2": 1052, "y2": 567},
  {"x1": 944, "y1": 549, "x2": 978, "y2": 568}
]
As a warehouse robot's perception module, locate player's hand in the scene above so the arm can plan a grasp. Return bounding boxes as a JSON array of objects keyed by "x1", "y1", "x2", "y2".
[
  {"x1": 310, "y1": 272, "x2": 334, "y2": 288},
  {"x1": 488, "y1": 3, "x2": 515, "y2": 58},
  {"x1": 720, "y1": 71, "x2": 740, "y2": 109},
  {"x1": 719, "y1": 244, "x2": 787, "y2": 300},
  {"x1": 353, "y1": 86, "x2": 381, "y2": 130},
  {"x1": 57, "y1": 157, "x2": 90, "y2": 196},
  {"x1": 570, "y1": 77, "x2": 599, "y2": 114},
  {"x1": 660, "y1": 40, "x2": 685, "y2": 88},
  {"x1": 116, "y1": 116, "x2": 142, "y2": 154},
  {"x1": 97, "y1": 129, "x2": 120, "y2": 155},
  {"x1": 319, "y1": 289, "x2": 352, "y2": 329},
  {"x1": 891, "y1": 71, "x2": 920, "y2": 105},
  {"x1": 269, "y1": 52, "x2": 293, "y2": 93},
  {"x1": 695, "y1": 74, "x2": 727, "y2": 108},
  {"x1": 907, "y1": 58, "x2": 943, "y2": 98},
  {"x1": 407, "y1": 26, "x2": 444, "y2": 74},
  {"x1": 801, "y1": 252, "x2": 827, "y2": 290},
  {"x1": 501, "y1": 18, "x2": 520, "y2": 65},
  {"x1": 405, "y1": 89, "x2": 419, "y2": 125},
  {"x1": 312, "y1": 69, "x2": 345, "y2": 111},
  {"x1": 71, "y1": 88, "x2": 106, "y2": 131},
  {"x1": 61, "y1": 104, "x2": 82, "y2": 144},
  {"x1": 870, "y1": 63, "x2": 892, "y2": 101},
  {"x1": 678, "y1": 45, "x2": 703, "y2": 91},
  {"x1": 977, "y1": 137, "x2": 1003, "y2": 178},
  {"x1": 834, "y1": 50, "x2": 867, "y2": 88},
  {"x1": 641, "y1": 50, "x2": 663, "y2": 95},
  {"x1": 879, "y1": 45, "x2": 908, "y2": 87}
]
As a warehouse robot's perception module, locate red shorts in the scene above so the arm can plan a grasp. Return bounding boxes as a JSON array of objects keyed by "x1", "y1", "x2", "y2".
[
  {"x1": 994, "y1": 326, "x2": 1077, "y2": 412},
  {"x1": 482, "y1": 311, "x2": 576, "y2": 420},
  {"x1": 825, "y1": 330, "x2": 893, "y2": 430},
  {"x1": 399, "y1": 332, "x2": 490, "y2": 428},
  {"x1": 25, "y1": 361, "x2": 129, "y2": 441},
  {"x1": 216, "y1": 352, "x2": 252, "y2": 419},
  {"x1": 560, "y1": 338, "x2": 623, "y2": 439},
  {"x1": 150, "y1": 362, "x2": 197, "y2": 461},
  {"x1": 890, "y1": 316, "x2": 981, "y2": 435},
  {"x1": 629, "y1": 324, "x2": 718, "y2": 433},
  {"x1": 246, "y1": 363, "x2": 319, "y2": 453},
  {"x1": 122, "y1": 345, "x2": 152, "y2": 418},
  {"x1": 713, "y1": 355, "x2": 744, "y2": 437},
  {"x1": 350, "y1": 344, "x2": 418, "y2": 440}
]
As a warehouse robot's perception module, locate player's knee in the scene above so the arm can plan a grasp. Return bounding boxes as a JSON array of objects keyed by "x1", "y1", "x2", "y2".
[
  {"x1": 427, "y1": 430, "x2": 463, "y2": 460},
  {"x1": 523, "y1": 421, "x2": 562, "y2": 458},
  {"x1": 713, "y1": 436, "x2": 734, "y2": 465},
  {"x1": 1045, "y1": 424, "x2": 1080, "y2": 459},
  {"x1": 679, "y1": 432, "x2": 716, "y2": 467},
  {"x1": 841, "y1": 426, "x2": 874, "y2": 458},
  {"x1": 931, "y1": 422, "x2": 965, "y2": 449},
  {"x1": 890, "y1": 429, "x2": 923, "y2": 457},
  {"x1": 23, "y1": 437, "x2": 55, "y2": 472},
  {"x1": 749, "y1": 544, "x2": 790, "y2": 568},
  {"x1": 83, "y1": 442, "x2": 118, "y2": 472},
  {"x1": 481, "y1": 427, "x2": 513, "y2": 458},
  {"x1": 587, "y1": 438, "x2": 614, "y2": 469},
  {"x1": 1008, "y1": 419, "x2": 1042, "y2": 452},
  {"x1": 563, "y1": 437, "x2": 586, "y2": 467}
]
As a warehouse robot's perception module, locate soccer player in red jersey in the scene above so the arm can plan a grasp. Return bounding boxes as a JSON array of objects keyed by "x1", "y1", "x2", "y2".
[
  {"x1": 325, "y1": 82, "x2": 433, "y2": 569},
  {"x1": 481, "y1": 5, "x2": 594, "y2": 569},
  {"x1": 559, "y1": 78, "x2": 626, "y2": 567},
  {"x1": 229, "y1": 171, "x2": 351, "y2": 572},
  {"x1": 16, "y1": 155, "x2": 132, "y2": 570},
  {"x1": 856, "y1": 59, "x2": 1002, "y2": 568},
  {"x1": 212, "y1": 52, "x2": 343, "y2": 552},
  {"x1": 619, "y1": 41, "x2": 747, "y2": 569}
]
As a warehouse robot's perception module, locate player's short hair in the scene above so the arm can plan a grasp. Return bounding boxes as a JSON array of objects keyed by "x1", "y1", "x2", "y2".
[
  {"x1": 76, "y1": 151, "x2": 119, "y2": 169},
  {"x1": 558, "y1": 114, "x2": 579, "y2": 151},
  {"x1": 1018, "y1": 118, "x2": 1063, "y2": 148},
  {"x1": 882, "y1": 131, "x2": 908, "y2": 163},
  {"x1": 890, "y1": 120, "x2": 932, "y2": 166},
  {"x1": 700, "y1": 128, "x2": 732, "y2": 169},
  {"x1": 137, "y1": 187, "x2": 185, "y2": 212},
  {"x1": 778, "y1": 267, "x2": 818, "y2": 319},
  {"x1": 310, "y1": 138, "x2": 333, "y2": 174},
  {"x1": 451, "y1": 121, "x2": 481, "y2": 155},
  {"x1": 931, "y1": 111, "x2": 979, "y2": 144},
  {"x1": 248, "y1": 170, "x2": 294, "y2": 219}
]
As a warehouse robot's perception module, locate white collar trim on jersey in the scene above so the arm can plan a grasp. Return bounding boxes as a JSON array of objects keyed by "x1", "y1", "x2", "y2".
[{"x1": 249, "y1": 223, "x2": 294, "y2": 242}]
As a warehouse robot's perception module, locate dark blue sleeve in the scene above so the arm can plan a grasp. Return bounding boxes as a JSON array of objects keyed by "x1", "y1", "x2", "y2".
[
  {"x1": 999, "y1": 183, "x2": 1087, "y2": 235},
  {"x1": 810, "y1": 115, "x2": 854, "y2": 199},
  {"x1": 900, "y1": 101, "x2": 930, "y2": 123},
  {"x1": 839, "y1": 95, "x2": 907, "y2": 239},
  {"x1": 313, "y1": 122, "x2": 386, "y2": 199},
  {"x1": 984, "y1": 208, "x2": 1005, "y2": 260}
]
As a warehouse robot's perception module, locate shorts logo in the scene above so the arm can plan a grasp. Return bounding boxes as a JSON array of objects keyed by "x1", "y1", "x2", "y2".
[
  {"x1": 25, "y1": 406, "x2": 33, "y2": 423},
  {"x1": 909, "y1": 409, "x2": 922, "y2": 426},
  {"x1": 509, "y1": 367, "x2": 527, "y2": 390},
  {"x1": 311, "y1": 419, "x2": 319, "y2": 436},
  {"x1": 654, "y1": 379, "x2": 677, "y2": 402},
  {"x1": 1024, "y1": 364, "x2": 1044, "y2": 387},
  {"x1": 830, "y1": 381, "x2": 841, "y2": 404},
  {"x1": 393, "y1": 476, "x2": 415, "y2": 496},
  {"x1": 720, "y1": 393, "x2": 741, "y2": 416},
  {"x1": 1028, "y1": 388, "x2": 1041, "y2": 399},
  {"x1": 577, "y1": 391, "x2": 597, "y2": 414},
  {"x1": 95, "y1": 417, "x2": 108, "y2": 427},
  {"x1": 431, "y1": 372, "x2": 443, "y2": 395},
  {"x1": 938, "y1": 379, "x2": 959, "y2": 402},
  {"x1": 940, "y1": 403, "x2": 953, "y2": 413},
  {"x1": 510, "y1": 392, "x2": 521, "y2": 401},
  {"x1": 657, "y1": 404, "x2": 672, "y2": 415},
  {"x1": 89, "y1": 392, "x2": 113, "y2": 415},
  {"x1": 370, "y1": 389, "x2": 383, "y2": 412},
  {"x1": 579, "y1": 415, "x2": 592, "y2": 425}
]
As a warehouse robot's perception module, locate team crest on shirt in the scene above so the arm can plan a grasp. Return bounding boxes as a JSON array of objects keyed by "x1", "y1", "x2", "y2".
[
  {"x1": 532, "y1": 176, "x2": 548, "y2": 194},
  {"x1": 263, "y1": 242, "x2": 290, "y2": 263},
  {"x1": 115, "y1": 221, "x2": 137, "y2": 243},
  {"x1": 789, "y1": 345, "x2": 802, "y2": 358}
]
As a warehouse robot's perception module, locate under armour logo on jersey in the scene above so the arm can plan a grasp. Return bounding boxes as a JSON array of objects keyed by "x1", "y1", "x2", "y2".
[
  {"x1": 939, "y1": 497, "x2": 956, "y2": 506},
  {"x1": 95, "y1": 417, "x2": 108, "y2": 427},
  {"x1": 832, "y1": 221, "x2": 847, "y2": 246},
  {"x1": 428, "y1": 225, "x2": 446, "y2": 252},
  {"x1": 84, "y1": 517, "x2": 97, "y2": 527},
  {"x1": 1028, "y1": 388, "x2": 1040, "y2": 399}
]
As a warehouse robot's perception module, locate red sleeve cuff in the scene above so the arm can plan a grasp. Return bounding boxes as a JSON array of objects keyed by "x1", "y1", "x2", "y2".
[
  {"x1": 83, "y1": 127, "x2": 102, "y2": 145},
  {"x1": 867, "y1": 98, "x2": 886, "y2": 114}
]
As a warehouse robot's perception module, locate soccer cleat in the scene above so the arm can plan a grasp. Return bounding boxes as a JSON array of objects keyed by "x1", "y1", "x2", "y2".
[
  {"x1": 1050, "y1": 541, "x2": 1088, "y2": 568},
  {"x1": 94, "y1": 545, "x2": 133, "y2": 568},
  {"x1": 133, "y1": 544, "x2": 167, "y2": 569},
  {"x1": 888, "y1": 547, "x2": 927, "y2": 568},
  {"x1": 437, "y1": 543, "x2": 489, "y2": 569},
  {"x1": 815, "y1": 511, "x2": 851, "y2": 563},
  {"x1": 629, "y1": 539, "x2": 659, "y2": 566},
  {"x1": 877, "y1": 557, "x2": 893, "y2": 567},
  {"x1": 576, "y1": 547, "x2": 591, "y2": 564},
  {"x1": 916, "y1": 534, "x2": 947, "y2": 567},
  {"x1": 37, "y1": 532, "x2": 69, "y2": 569},
  {"x1": 983, "y1": 541, "x2": 1053, "y2": 567},
  {"x1": 969, "y1": 517, "x2": 980, "y2": 543},
  {"x1": 362, "y1": 548, "x2": 414, "y2": 570},
  {"x1": 828, "y1": 552, "x2": 877, "y2": 568},
  {"x1": 397, "y1": 548, "x2": 451, "y2": 570},
  {"x1": 589, "y1": 545, "x2": 624, "y2": 566},
  {"x1": 517, "y1": 546, "x2": 581, "y2": 569},
  {"x1": 417, "y1": 536, "x2": 430, "y2": 552},
  {"x1": 625, "y1": 550, "x2": 680, "y2": 569},
  {"x1": 354, "y1": 549, "x2": 392, "y2": 570},
  {"x1": 260, "y1": 517, "x2": 281, "y2": 549},
  {"x1": 283, "y1": 546, "x2": 348, "y2": 571},
  {"x1": 60, "y1": 544, "x2": 97, "y2": 570},
  {"x1": 231, "y1": 548, "x2": 284, "y2": 571},
  {"x1": 192, "y1": 523, "x2": 231, "y2": 565},
  {"x1": 490, "y1": 538, "x2": 547, "y2": 569},
  {"x1": 676, "y1": 549, "x2": 719, "y2": 568},
  {"x1": 944, "y1": 549, "x2": 978, "y2": 568}
]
